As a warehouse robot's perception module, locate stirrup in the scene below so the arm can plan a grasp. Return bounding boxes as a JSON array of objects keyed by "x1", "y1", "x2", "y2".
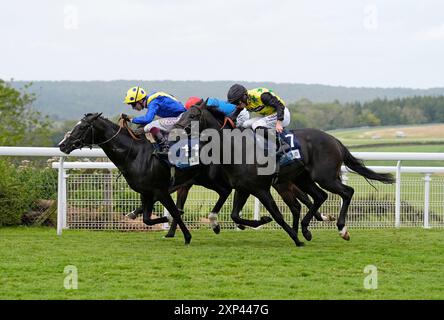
[
  {"x1": 272, "y1": 161, "x2": 280, "y2": 185},
  {"x1": 153, "y1": 142, "x2": 170, "y2": 156}
]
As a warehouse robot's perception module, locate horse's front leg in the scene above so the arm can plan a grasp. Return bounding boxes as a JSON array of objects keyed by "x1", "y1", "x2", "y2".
[
  {"x1": 141, "y1": 193, "x2": 169, "y2": 226},
  {"x1": 273, "y1": 182, "x2": 303, "y2": 235},
  {"x1": 164, "y1": 185, "x2": 190, "y2": 238},
  {"x1": 155, "y1": 190, "x2": 192, "y2": 245},
  {"x1": 206, "y1": 185, "x2": 231, "y2": 234}
]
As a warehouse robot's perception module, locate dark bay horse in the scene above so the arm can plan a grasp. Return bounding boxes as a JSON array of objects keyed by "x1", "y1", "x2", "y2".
[
  {"x1": 58, "y1": 114, "x2": 327, "y2": 243},
  {"x1": 174, "y1": 102, "x2": 395, "y2": 241},
  {"x1": 58, "y1": 113, "x2": 214, "y2": 244}
]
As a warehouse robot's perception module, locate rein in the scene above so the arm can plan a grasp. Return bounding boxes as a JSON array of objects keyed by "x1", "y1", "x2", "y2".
[
  {"x1": 120, "y1": 119, "x2": 141, "y2": 141},
  {"x1": 221, "y1": 116, "x2": 235, "y2": 129},
  {"x1": 96, "y1": 125, "x2": 122, "y2": 146},
  {"x1": 94, "y1": 118, "x2": 141, "y2": 146},
  {"x1": 70, "y1": 116, "x2": 141, "y2": 149}
]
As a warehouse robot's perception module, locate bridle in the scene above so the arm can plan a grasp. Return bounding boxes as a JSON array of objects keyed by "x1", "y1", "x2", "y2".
[{"x1": 65, "y1": 117, "x2": 126, "y2": 149}]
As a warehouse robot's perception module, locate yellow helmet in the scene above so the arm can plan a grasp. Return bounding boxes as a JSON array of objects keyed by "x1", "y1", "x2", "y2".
[{"x1": 124, "y1": 86, "x2": 147, "y2": 104}]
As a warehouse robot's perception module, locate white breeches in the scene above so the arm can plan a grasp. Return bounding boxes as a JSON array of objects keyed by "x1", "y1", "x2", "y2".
[
  {"x1": 242, "y1": 107, "x2": 290, "y2": 130},
  {"x1": 144, "y1": 115, "x2": 183, "y2": 132}
]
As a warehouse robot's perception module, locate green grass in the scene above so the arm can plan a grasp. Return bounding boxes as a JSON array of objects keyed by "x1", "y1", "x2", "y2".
[{"x1": 1, "y1": 227, "x2": 443, "y2": 300}]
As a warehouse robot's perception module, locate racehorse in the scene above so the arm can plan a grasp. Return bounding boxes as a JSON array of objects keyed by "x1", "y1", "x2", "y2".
[
  {"x1": 173, "y1": 101, "x2": 395, "y2": 241},
  {"x1": 58, "y1": 113, "x2": 326, "y2": 245},
  {"x1": 58, "y1": 113, "x2": 205, "y2": 244}
]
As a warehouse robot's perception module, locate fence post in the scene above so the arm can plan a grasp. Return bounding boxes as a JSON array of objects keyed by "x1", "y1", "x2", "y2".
[
  {"x1": 62, "y1": 168, "x2": 68, "y2": 229},
  {"x1": 163, "y1": 207, "x2": 170, "y2": 230},
  {"x1": 395, "y1": 160, "x2": 402, "y2": 228},
  {"x1": 252, "y1": 197, "x2": 261, "y2": 230},
  {"x1": 57, "y1": 157, "x2": 65, "y2": 236},
  {"x1": 423, "y1": 174, "x2": 431, "y2": 229},
  {"x1": 254, "y1": 197, "x2": 260, "y2": 220}
]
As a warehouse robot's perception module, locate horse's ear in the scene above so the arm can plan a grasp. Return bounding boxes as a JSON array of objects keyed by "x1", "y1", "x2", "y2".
[
  {"x1": 199, "y1": 98, "x2": 209, "y2": 109},
  {"x1": 92, "y1": 112, "x2": 102, "y2": 120}
]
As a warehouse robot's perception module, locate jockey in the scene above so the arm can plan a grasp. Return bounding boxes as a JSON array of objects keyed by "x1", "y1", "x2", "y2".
[
  {"x1": 227, "y1": 84, "x2": 291, "y2": 153},
  {"x1": 184, "y1": 96, "x2": 250, "y2": 127},
  {"x1": 122, "y1": 86, "x2": 186, "y2": 155}
]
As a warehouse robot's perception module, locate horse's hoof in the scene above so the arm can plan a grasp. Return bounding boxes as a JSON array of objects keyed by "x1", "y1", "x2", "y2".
[
  {"x1": 296, "y1": 241, "x2": 305, "y2": 247},
  {"x1": 342, "y1": 232, "x2": 350, "y2": 241},
  {"x1": 339, "y1": 227, "x2": 350, "y2": 241},
  {"x1": 164, "y1": 233, "x2": 175, "y2": 238},
  {"x1": 125, "y1": 212, "x2": 137, "y2": 220},
  {"x1": 236, "y1": 224, "x2": 246, "y2": 230},
  {"x1": 302, "y1": 229, "x2": 312, "y2": 241},
  {"x1": 325, "y1": 214, "x2": 336, "y2": 221},
  {"x1": 212, "y1": 225, "x2": 221, "y2": 234},
  {"x1": 260, "y1": 216, "x2": 273, "y2": 224}
]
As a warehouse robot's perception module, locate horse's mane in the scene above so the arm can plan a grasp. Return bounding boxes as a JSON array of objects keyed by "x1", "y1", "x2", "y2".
[
  {"x1": 205, "y1": 106, "x2": 227, "y2": 122},
  {"x1": 204, "y1": 106, "x2": 252, "y2": 131},
  {"x1": 84, "y1": 112, "x2": 110, "y2": 121},
  {"x1": 84, "y1": 112, "x2": 149, "y2": 143},
  {"x1": 84, "y1": 113, "x2": 118, "y2": 126}
]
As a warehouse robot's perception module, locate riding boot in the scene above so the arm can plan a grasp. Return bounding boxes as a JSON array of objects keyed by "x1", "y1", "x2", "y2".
[
  {"x1": 276, "y1": 133, "x2": 291, "y2": 157},
  {"x1": 150, "y1": 128, "x2": 170, "y2": 156}
]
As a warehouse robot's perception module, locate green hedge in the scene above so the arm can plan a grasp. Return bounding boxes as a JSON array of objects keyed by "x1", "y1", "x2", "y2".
[{"x1": 0, "y1": 160, "x2": 57, "y2": 226}]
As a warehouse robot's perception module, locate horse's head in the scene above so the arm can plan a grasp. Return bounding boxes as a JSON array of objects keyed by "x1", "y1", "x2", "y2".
[
  {"x1": 174, "y1": 99, "x2": 227, "y2": 134},
  {"x1": 59, "y1": 113, "x2": 103, "y2": 154}
]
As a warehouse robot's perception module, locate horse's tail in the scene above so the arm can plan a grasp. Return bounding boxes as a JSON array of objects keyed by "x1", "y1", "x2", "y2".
[{"x1": 338, "y1": 139, "x2": 395, "y2": 184}]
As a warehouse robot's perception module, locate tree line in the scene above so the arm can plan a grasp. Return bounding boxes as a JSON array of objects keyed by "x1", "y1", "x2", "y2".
[
  {"x1": 2, "y1": 80, "x2": 444, "y2": 147},
  {"x1": 11, "y1": 80, "x2": 444, "y2": 121},
  {"x1": 287, "y1": 96, "x2": 444, "y2": 130}
]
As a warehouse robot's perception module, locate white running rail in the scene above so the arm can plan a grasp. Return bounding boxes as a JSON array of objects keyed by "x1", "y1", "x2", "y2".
[{"x1": 1, "y1": 147, "x2": 444, "y2": 235}]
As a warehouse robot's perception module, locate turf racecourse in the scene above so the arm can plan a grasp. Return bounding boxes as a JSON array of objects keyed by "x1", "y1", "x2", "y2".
[{"x1": 0, "y1": 227, "x2": 442, "y2": 300}]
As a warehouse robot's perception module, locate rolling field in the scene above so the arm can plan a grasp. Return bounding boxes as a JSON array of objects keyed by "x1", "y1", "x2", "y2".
[
  {"x1": 0, "y1": 227, "x2": 443, "y2": 300},
  {"x1": 330, "y1": 123, "x2": 444, "y2": 143},
  {"x1": 329, "y1": 123, "x2": 444, "y2": 167}
]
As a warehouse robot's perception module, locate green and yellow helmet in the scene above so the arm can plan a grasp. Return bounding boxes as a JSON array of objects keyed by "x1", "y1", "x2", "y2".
[{"x1": 124, "y1": 86, "x2": 147, "y2": 104}]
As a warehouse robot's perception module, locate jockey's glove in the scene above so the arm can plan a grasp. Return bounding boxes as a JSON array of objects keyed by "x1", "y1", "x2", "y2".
[{"x1": 120, "y1": 113, "x2": 131, "y2": 122}]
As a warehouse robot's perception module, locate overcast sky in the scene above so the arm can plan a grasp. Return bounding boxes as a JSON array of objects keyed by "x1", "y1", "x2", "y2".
[{"x1": 1, "y1": 0, "x2": 443, "y2": 88}]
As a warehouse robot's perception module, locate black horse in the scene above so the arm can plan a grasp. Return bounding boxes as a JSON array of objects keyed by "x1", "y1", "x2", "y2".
[
  {"x1": 173, "y1": 102, "x2": 395, "y2": 241},
  {"x1": 59, "y1": 113, "x2": 332, "y2": 244},
  {"x1": 58, "y1": 113, "x2": 218, "y2": 244},
  {"x1": 152, "y1": 173, "x2": 331, "y2": 238}
]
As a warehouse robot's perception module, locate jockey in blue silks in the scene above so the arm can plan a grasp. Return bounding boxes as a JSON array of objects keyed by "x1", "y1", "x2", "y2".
[
  {"x1": 122, "y1": 86, "x2": 186, "y2": 154},
  {"x1": 185, "y1": 97, "x2": 250, "y2": 127}
]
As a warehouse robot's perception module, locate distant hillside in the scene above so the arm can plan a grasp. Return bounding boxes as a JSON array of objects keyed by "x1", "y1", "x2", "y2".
[{"x1": 10, "y1": 80, "x2": 444, "y2": 120}]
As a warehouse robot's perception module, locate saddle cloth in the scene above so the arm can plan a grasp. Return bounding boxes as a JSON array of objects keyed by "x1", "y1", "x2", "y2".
[
  {"x1": 255, "y1": 130, "x2": 303, "y2": 167},
  {"x1": 168, "y1": 138, "x2": 200, "y2": 169}
]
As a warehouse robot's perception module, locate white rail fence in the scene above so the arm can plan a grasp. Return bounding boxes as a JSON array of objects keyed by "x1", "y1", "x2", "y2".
[{"x1": 1, "y1": 147, "x2": 444, "y2": 235}]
